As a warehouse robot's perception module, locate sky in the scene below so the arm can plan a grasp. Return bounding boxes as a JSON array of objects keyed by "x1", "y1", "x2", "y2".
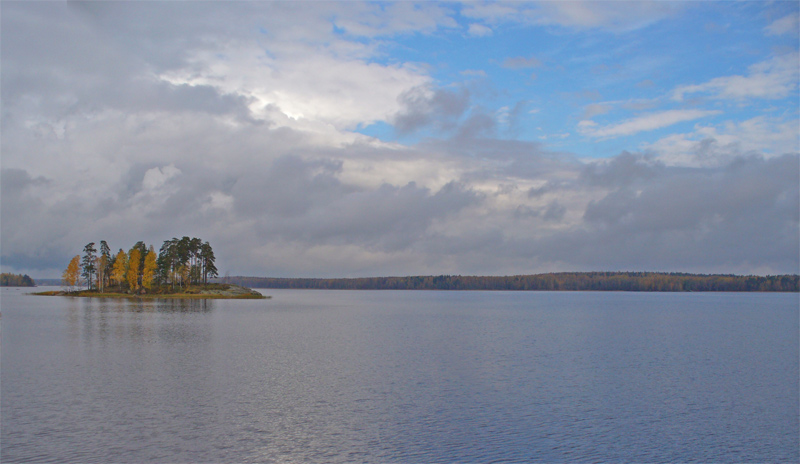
[{"x1": 1, "y1": 1, "x2": 798, "y2": 279}]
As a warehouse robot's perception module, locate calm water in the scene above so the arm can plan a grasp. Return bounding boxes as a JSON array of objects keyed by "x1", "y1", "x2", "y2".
[{"x1": 1, "y1": 288, "x2": 797, "y2": 463}]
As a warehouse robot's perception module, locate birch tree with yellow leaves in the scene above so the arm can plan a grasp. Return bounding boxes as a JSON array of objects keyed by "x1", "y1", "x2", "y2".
[
  {"x1": 141, "y1": 247, "x2": 157, "y2": 290},
  {"x1": 111, "y1": 249, "x2": 128, "y2": 287},
  {"x1": 127, "y1": 248, "x2": 141, "y2": 291},
  {"x1": 62, "y1": 255, "x2": 81, "y2": 291}
]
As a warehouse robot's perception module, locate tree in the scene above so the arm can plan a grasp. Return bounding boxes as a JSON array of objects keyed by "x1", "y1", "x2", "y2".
[
  {"x1": 99, "y1": 240, "x2": 112, "y2": 290},
  {"x1": 176, "y1": 237, "x2": 191, "y2": 286},
  {"x1": 178, "y1": 264, "x2": 190, "y2": 287},
  {"x1": 111, "y1": 249, "x2": 128, "y2": 288},
  {"x1": 189, "y1": 237, "x2": 202, "y2": 284},
  {"x1": 157, "y1": 238, "x2": 180, "y2": 288},
  {"x1": 131, "y1": 241, "x2": 148, "y2": 279},
  {"x1": 62, "y1": 255, "x2": 81, "y2": 292},
  {"x1": 81, "y1": 243, "x2": 97, "y2": 290},
  {"x1": 0, "y1": 273, "x2": 35, "y2": 287},
  {"x1": 96, "y1": 254, "x2": 108, "y2": 292},
  {"x1": 156, "y1": 239, "x2": 175, "y2": 287},
  {"x1": 127, "y1": 248, "x2": 141, "y2": 292},
  {"x1": 200, "y1": 241, "x2": 217, "y2": 284},
  {"x1": 141, "y1": 247, "x2": 157, "y2": 290}
]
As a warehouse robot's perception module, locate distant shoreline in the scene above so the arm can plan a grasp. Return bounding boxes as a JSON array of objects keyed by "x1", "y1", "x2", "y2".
[{"x1": 216, "y1": 272, "x2": 799, "y2": 292}]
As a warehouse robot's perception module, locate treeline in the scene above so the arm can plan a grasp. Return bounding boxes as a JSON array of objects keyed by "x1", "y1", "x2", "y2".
[
  {"x1": 220, "y1": 272, "x2": 799, "y2": 292},
  {"x1": 62, "y1": 236, "x2": 218, "y2": 293},
  {"x1": 0, "y1": 273, "x2": 35, "y2": 287}
]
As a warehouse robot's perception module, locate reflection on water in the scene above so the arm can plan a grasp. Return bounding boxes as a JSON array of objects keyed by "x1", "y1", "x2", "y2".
[
  {"x1": 64, "y1": 297, "x2": 215, "y2": 347},
  {"x1": 1, "y1": 289, "x2": 798, "y2": 463},
  {"x1": 66, "y1": 296, "x2": 215, "y2": 314}
]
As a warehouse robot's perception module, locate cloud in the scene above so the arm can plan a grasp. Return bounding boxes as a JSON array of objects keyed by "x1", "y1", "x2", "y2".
[
  {"x1": 672, "y1": 53, "x2": 799, "y2": 101},
  {"x1": 2, "y1": 1, "x2": 433, "y2": 135},
  {"x1": 142, "y1": 164, "x2": 181, "y2": 191},
  {"x1": 462, "y1": 1, "x2": 684, "y2": 32},
  {"x1": 571, "y1": 154, "x2": 799, "y2": 272},
  {"x1": 467, "y1": 23, "x2": 493, "y2": 37},
  {"x1": 3, "y1": 117, "x2": 798, "y2": 277},
  {"x1": 533, "y1": 1, "x2": 683, "y2": 31},
  {"x1": 581, "y1": 103, "x2": 612, "y2": 119},
  {"x1": 579, "y1": 109, "x2": 721, "y2": 138},
  {"x1": 580, "y1": 151, "x2": 662, "y2": 187},
  {"x1": 644, "y1": 116, "x2": 800, "y2": 167},
  {"x1": 161, "y1": 44, "x2": 431, "y2": 131},
  {"x1": 502, "y1": 55, "x2": 542, "y2": 69},
  {"x1": 393, "y1": 85, "x2": 471, "y2": 134},
  {"x1": 1, "y1": 1, "x2": 797, "y2": 279},
  {"x1": 765, "y1": 13, "x2": 799, "y2": 36},
  {"x1": 332, "y1": 1, "x2": 458, "y2": 37}
]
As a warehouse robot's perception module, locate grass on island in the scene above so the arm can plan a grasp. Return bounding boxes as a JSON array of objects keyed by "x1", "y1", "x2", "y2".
[{"x1": 34, "y1": 283, "x2": 268, "y2": 299}]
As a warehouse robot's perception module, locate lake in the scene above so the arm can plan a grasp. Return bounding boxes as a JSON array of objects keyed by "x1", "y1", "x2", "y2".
[{"x1": 1, "y1": 288, "x2": 797, "y2": 463}]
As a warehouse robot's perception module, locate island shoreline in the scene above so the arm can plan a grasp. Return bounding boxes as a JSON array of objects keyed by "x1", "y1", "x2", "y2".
[{"x1": 33, "y1": 284, "x2": 268, "y2": 300}]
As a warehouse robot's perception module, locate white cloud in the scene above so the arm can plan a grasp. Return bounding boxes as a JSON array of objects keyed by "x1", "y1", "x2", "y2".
[
  {"x1": 672, "y1": 53, "x2": 799, "y2": 101},
  {"x1": 461, "y1": 3, "x2": 521, "y2": 24},
  {"x1": 579, "y1": 109, "x2": 721, "y2": 138},
  {"x1": 467, "y1": 23, "x2": 493, "y2": 37},
  {"x1": 461, "y1": 69, "x2": 488, "y2": 77},
  {"x1": 534, "y1": 1, "x2": 682, "y2": 30},
  {"x1": 142, "y1": 164, "x2": 181, "y2": 191},
  {"x1": 765, "y1": 13, "x2": 799, "y2": 36},
  {"x1": 462, "y1": 1, "x2": 684, "y2": 31},
  {"x1": 161, "y1": 43, "x2": 430, "y2": 131},
  {"x1": 582, "y1": 103, "x2": 612, "y2": 119},
  {"x1": 502, "y1": 55, "x2": 542, "y2": 69},
  {"x1": 645, "y1": 116, "x2": 800, "y2": 167},
  {"x1": 538, "y1": 132, "x2": 570, "y2": 141},
  {"x1": 203, "y1": 191, "x2": 235, "y2": 212},
  {"x1": 332, "y1": 1, "x2": 458, "y2": 37}
]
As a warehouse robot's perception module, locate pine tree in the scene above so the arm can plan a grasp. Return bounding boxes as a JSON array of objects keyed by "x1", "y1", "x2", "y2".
[
  {"x1": 81, "y1": 243, "x2": 97, "y2": 290},
  {"x1": 200, "y1": 242, "x2": 217, "y2": 284},
  {"x1": 157, "y1": 240, "x2": 175, "y2": 287},
  {"x1": 131, "y1": 241, "x2": 148, "y2": 280},
  {"x1": 99, "y1": 240, "x2": 112, "y2": 290}
]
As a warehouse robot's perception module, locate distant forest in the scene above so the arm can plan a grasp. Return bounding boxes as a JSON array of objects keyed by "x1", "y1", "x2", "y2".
[
  {"x1": 0, "y1": 273, "x2": 36, "y2": 287},
  {"x1": 220, "y1": 272, "x2": 799, "y2": 292}
]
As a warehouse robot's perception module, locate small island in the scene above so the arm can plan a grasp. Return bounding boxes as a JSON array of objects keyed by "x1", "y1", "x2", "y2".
[
  {"x1": 40, "y1": 237, "x2": 267, "y2": 299},
  {"x1": 36, "y1": 283, "x2": 265, "y2": 299}
]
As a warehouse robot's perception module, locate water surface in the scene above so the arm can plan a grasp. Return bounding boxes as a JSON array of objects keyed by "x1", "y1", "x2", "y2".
[{"x1": 2, "y1": 288, "x2": 797, "y2": 463}]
